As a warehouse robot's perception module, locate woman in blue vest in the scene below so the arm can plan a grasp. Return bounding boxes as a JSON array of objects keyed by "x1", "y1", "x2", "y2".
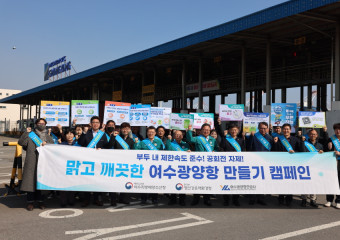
[
  {"x1": 135, "y1": 126, "x2": 164, "y2": 204},
  {"x1": 220, "y1": 124, "x2": 246, "y2": 207},
  {"x1": 186, "y1": 123, "x2": 219, "y2": 206}
]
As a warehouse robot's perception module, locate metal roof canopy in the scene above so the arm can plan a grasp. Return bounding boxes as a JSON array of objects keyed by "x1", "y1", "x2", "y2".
[{"x1": 1, "y1": 0, "x2": 340, "y2": 105}]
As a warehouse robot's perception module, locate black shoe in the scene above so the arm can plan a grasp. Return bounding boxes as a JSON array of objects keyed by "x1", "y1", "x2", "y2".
[
  {"x1": 204, "y1": 200, "x2": 212, "y2": 206},
  {"x1": 191, "y1": 199, "x2": 199, "y2": 206},
  {"x1": 179, "y1": 200, "x2": 186, "y2": 206},
  {"x1": 26, "y1": 203, "x2": 34, "y2": 211},
  {"x1": 257, "y1": 200, "x2": 267, "y2": 206},
  {"x1": 249, "y1": 200, "x2": 255, "y2": 205},
  {"x1": 310, "y1": 200, "x2": 318, "y2": 208},
  {"x1": 233, "y1": 200, "x2": 240, "y2": 207},
  {"x1": 301, "y1": 199, "x2": 307, "y2": 207},
  {"x1": 168, "y1": 199, "x2": 177, "y2": 205},
  {"x1": 81, "y1": 200, "x2": 89, "y2": 208}
]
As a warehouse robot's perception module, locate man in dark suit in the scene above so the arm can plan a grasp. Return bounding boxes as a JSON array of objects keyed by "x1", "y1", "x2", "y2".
[{"x1": 78, "y1": 116, "x2": 110, "y2": 207}]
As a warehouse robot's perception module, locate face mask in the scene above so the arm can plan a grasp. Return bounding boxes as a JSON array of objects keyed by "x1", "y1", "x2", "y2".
[
  {"x1": 107, "y1": 127, "x2": 115, "y2": 133},
  {"x1": 36, "y1": 125, "x2": 46, "y2": 131}
]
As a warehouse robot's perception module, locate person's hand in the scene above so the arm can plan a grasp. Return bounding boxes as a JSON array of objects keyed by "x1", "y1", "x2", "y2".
[
  {"x1": 72, "y1": 119, "x2": 77, "y2": 126},
  {"x1": 224, "y1": 130, "x2": 228, "y2": 136},
  {"x1": 26, "y1": 127, "x2": 32, "y2": 133},
  {"x1": 250, "y1": 131, "x2": 255, "y2": 136},
  {"x1": 168, "y1": 134, "x2": 172, "y2": 140},
  {"x1": 273, "y1": 137, "x2": 278, "y2": 143},
  {"x1": 134, "y1": 138, "x2": 139, "y2": 143},
  {"x1": 318, "y1": 150, "x2": 324, "y2": 154},
  {"x1": 48, "y1": 128, "x2": 51, "y2": 134},
  {"x1": 323, "y1": 126, "x2": 327, "y2": 132},
  {"x1": 335, "y1": 151, "x2": 340, "y2": 156},
  {"x1": 289, "y1": 150, "x2": 295, "y2": 153},
  {"x1": 96, "y1": 148, "x2": 101, "y2": 150},
  {"x1": 42, "y1": 141, "x2": 47, "y2": 146},
  {"x1": 328, "y1": 142, "x2": 333, "y2": 151},
  {"x1": 301, "y1": 136, "x2": 306, "y2": 141},
  {"x1": 187, "y1": 124, "x2": 192, "y2": 131},
  {"x1": 100, "y1": 124, "x2": 106, "y2": 132},
  {"x1": 217, "y1": 117, "x2": 221, "y2": 125},
  {"x1": 83, "y1": 126, "x2": 89, "y2": 133},
  {"x1": 113, "y1": 131, "x2": 119, "y2": 136},
  {"x1": 187, "y1": 150, "x2": 191, "y2": 152},
  {"x1": 58, "y1": 139, "x2": 62, "y2": 144},
  {"x1": 57, "y1": 124, "x2": 62, "y2": 132}
]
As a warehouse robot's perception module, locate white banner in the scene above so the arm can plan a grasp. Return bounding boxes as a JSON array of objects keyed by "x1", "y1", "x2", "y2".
[
  {"x1": 130, "y1": 105, "x2": 151, "y2": 126},
  {"x1": 71, "y1": 100, "x2": 99, "y2": 125},
  {"x1": 150, "y1": 107, "x2": 172, "y2": 129},
  {"x1": 37, "y1": 145, "x2": 340, "y2": 194},
  {"x1": 298, "y1": 111, "x2": 326, "y2": 128},
  {"x1": 103, "y1": 101, "x2": 131, "y2": 125}
]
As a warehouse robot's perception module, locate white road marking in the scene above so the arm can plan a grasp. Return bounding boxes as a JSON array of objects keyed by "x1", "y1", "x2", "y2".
[
  {"x1": 65, "y1": 212, "x2": 213, "y2": 240},
  {"x1": 39, "y1": 209, "x2": 83, "y2": 219},
  {"x1": 260, "y1": 220, "x2": 340, "y2": 240},
  {"x1": 106, "y1": 201, "x2": 164, "y2": 213}
]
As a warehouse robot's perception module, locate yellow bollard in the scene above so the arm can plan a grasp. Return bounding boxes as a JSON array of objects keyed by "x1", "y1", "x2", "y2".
[{"x1": 2, "y1": 142, "x2": 23, "y2": 197}]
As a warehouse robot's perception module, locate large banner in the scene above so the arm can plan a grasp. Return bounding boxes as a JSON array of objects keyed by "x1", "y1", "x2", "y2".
[
  {"x1": 37, "y1": 145, "x2": 340, "y2": 194},
  {"x1": 150, "y1": 107, "x2": 172, "y2": 129},
  {"x1": 40, "y1": 101, "x2": 70, "y2": 127},
  {"x1": 298, "y1": 111, "x2": 326, "y2": 128},
  {"x1": 71, "y1": 100, "x2": 99, "y2": 125},
  {"x1": 103, "y1": 101, "x2": 131, "y2": 125}
]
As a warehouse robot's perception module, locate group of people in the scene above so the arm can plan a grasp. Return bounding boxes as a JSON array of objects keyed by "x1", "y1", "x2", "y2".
[{"x1": 17, "y1": 116, "x2": 340, "y2": 211}]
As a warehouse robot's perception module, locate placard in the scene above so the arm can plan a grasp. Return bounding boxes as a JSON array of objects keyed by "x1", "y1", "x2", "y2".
[
  {"x1": 298, "y1": 111, "x2": 326, "y2": 128},
  {"x1": 71, "y1": 100, "x2": 99, "y2": 125},
  {"x1": 130, "y1": 105, "x2": 151, "y2": 126},
  {"x1": 40, "y1": 101, "x2": 70, "y2": 127},
  {"x1": 150, "y1": 107, "x2": 172, "y2": 129},
  {"x1": 243, "y1": 112, "x2": 269, "y2": 134},
  {"x1": 219, "y1": 104, "x2": 244, "y2": 121},
  {"x1": 103, "y1": 101, "x2": 131, "y2": 125},
  {"x1": 170, "y1": 113, "x2": 194, "y2": 130},
  {"x1": 191, "y1": 113, "x2": 214, "y2": 129}
]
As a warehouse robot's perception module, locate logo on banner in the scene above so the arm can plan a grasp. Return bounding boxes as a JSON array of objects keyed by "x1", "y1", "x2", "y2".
[
  {"x1": 220, "y1": 185, "x2": 231, "y2": 191},
  {"x1": 125, "y1": 182, "x2": 133, "y2": 190},
  {"x1": 176, "y1": 183, "x2": 183, "y2": 190},
  {"x1": 273, "y1": 106, "x2": 282, "y2": 114}
]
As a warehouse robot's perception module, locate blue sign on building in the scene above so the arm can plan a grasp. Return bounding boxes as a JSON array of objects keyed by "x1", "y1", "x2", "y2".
[{"x1": 44, "y1": 56, "x2": 71, "y2": 81}]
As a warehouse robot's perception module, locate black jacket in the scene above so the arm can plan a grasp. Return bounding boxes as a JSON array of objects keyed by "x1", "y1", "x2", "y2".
[
  {"x1": 220, "y1": 137, "x2": 246, "y2": 152},
  {"x1": 78, "y1": 130, "x2": 109, "y2": 149},
  {"x1": 109, "y1": 134, "x2": 135, "y2": 149},
  {"x1": 271, "y1": 135, "x2": 302, "y2": 152}
]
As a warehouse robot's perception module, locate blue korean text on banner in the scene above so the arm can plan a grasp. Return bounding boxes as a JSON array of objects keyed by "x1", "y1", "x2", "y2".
[
  {"x1": 278, "y1": 135, "x2": 293, "y2": 152},
  {"x1": 29, "y1": 132, "x2": 43, "y2": 147},
  {"x1": 254, "y1": 132, "x2": 271, "y2": 151},
  {"x1": 331, "y1": 135, "x2": 340, "y2": 160},
  {"x1": 115, "y1": 135, "x2": 130, "y2": 150},
  {"x1": 304, "y1": 141, "x2": 318, "y2": 152},
  {"x1": 154, "y1": 136, "x2": 165, "y2": 149},
  {"x1": 197, "y1": 136, "x2": 213, "y2": 152},
  {"x1": 171, "y1": 141, "x2": 184, "y2": 151},
  {"x1": 51, "y1": 132, "x2": 58, "y2": 144},
  {"x1": 87, "y1": 130, "x2": 105, "y2": 148},
  {"x1": 225, "y1": 136, "x2": 241, "y2": 152},
  {"x1": 143, "y1": 139, "x2": 158, "y2": 150}
]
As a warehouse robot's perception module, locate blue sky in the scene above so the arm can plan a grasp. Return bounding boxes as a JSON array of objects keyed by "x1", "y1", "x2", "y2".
[{"x1": 0, "y1": 0, "x2": 288, "y2": 91}]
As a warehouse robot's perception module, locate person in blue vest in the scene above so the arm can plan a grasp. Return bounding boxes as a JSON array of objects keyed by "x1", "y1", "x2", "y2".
[
  {"x1": 272, "y1": 123, "x2": 302, "y2": 207},
  {"x1": 108, "y1": 122, "x2": 135, "y2": 206},
  {"x1": 134, "y1": 126, "x2": 164, "y2": 204},
  {"x1": 324, "y1": 123, "x2": 340, "y2": 209},
  {"x1": 300, "y1": 129, "x2": 324, "y2": 208},
  {"x1": 166, "y1": 130, "x2": 191, "y2": 206},
  {"x1": 220, "y1": 124, "x2": 246, "y2": 207},
  {"x1": 78, "y1": 116, "x2": 110, "y2": 207},
  {"x1": 246, "y1": 122, "x2": 273, "y2": 206},
  {"x1": 18, "y1": 118, "x2": 54, "y2": 211},
  {"x1": 59, "y1": 129, "x2": 80, "y2": 207},
  {"x1": 186, "y1": 123, "x2": 219, "y2": 206}
]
